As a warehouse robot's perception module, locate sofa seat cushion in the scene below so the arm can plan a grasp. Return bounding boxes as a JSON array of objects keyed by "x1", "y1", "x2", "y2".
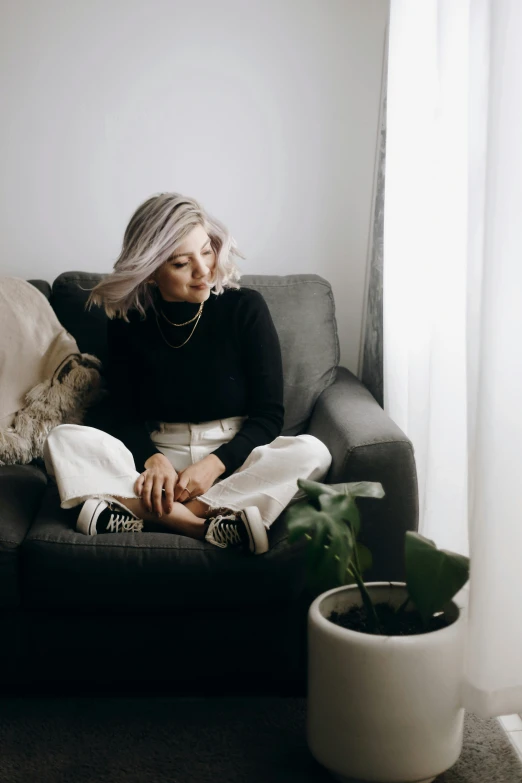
[
  {"x1": 0, "y1": 465, "x2": 47, "y2": 608},
  {"x1": 20, "y1": 487, "x2": 307, "y2": 612}
]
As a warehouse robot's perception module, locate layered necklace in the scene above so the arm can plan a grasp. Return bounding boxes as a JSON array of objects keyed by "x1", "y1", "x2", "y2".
[{"x1": 155, "y1": 301, "x2": 204, "y2": 349}]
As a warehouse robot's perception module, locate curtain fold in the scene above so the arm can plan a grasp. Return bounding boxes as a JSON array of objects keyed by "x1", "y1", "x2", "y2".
[
  {"x1": 361, "y1": 32, "x2": 387, "y2": 409},
  {"x1": 384, "y1": 0, "x2": 522, "y2": 718}
]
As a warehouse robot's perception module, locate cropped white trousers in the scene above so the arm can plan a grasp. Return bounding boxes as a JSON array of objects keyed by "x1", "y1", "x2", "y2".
[{"x1": 43, "y1": 417, "x2": 332, "y2": 530}]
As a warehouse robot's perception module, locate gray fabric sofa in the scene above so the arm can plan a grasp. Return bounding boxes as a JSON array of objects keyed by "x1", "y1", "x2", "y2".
[{"x1": 0, "y1": 272, "x2": 418, "y2": 696}]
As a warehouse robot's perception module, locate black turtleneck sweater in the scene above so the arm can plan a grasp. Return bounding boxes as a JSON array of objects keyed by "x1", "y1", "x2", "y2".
[{"x1": 106, "y1": 286, "x2": 285, "y2": 475}]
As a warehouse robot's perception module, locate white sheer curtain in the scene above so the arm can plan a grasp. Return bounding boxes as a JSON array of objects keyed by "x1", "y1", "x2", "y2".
[{"x1": 383, "y1": 0, "x2": 522, "y2": 717}]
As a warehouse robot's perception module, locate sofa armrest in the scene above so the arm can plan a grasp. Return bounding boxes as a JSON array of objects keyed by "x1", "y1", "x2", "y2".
[
  {"x1": 306, "y1": 366, "x2": 418, "y2": 581},
  {"x1": 0, "y1": 465, "x2": 48, "y2": 608}
]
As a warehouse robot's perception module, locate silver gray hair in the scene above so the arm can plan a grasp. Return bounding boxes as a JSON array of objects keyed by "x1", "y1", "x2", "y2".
[{"x1": 87, "y1": 193, "x2": 243, "y2": 319}]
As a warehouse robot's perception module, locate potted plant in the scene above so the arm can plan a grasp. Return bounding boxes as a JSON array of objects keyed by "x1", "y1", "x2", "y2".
[{"x1": 286, "y1": 479, "x2": 470, "y2": 783}]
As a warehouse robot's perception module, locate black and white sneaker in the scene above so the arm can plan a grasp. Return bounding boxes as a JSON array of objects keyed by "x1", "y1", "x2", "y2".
[
  {"x1": 204, "y1": 506, "x2": 269, "y2": 555},
  {"x1": 77, "y1": 497, "x2": 144, "y2": 535}
]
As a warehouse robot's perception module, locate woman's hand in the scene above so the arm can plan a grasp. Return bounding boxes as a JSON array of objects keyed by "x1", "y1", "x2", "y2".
[
  {"x1": 135, "y1": 452, "x2": 178, "y2": 517},
  {"x1": 174, "y1": 454, "x2": 226, "y2": 503}
]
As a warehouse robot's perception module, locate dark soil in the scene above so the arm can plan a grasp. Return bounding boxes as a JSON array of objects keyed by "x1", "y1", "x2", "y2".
[{"x1": 329, "y1": 602, "x2": 451, "y2": 636}]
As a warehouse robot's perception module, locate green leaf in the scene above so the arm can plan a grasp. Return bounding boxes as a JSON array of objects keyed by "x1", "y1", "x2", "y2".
[
  {"x1": 287, "y1": 478, "x2": 386, "y2": 612},
  {"x1": 286, "y1": 498, "x2": 355, "y2": 593},
  {"x1": 405, "y1": 531, "x2": 470, "y2": 627},
  {"x1": 287, "y1": 503, "x2": 334, "y2": 564},
  {"x1": 329, "y1": 481, "x2": 386, "y2": 500},
  {"x1": 317, "y1": 492, "x2": 350, "y2": 513},
  {"x1": 305, "y1": 517, "x2": 333, "y2": 574},
  {"x1": 296, "y1": 479, "x2": 338, "y2": 507},
  {"x1": 328, "y1": 527, "x2": 354, "y2": 583},
  {"x1": 297, "y1": 479, "x2": 385, "y2": 506},
  {"x1": 355, "y1": 543, "x2": 372, "y2": 574},
  {"x1": 285, "y1": 500, "x2": 319, "y2": 543},
  {"x1": 317, "y1": 493, "x2": 356, "y2": 528},
  {"x1": 346, "y1": 498, "x2": 361, "y2": 538},
  {"x1": 304, "y1": 529, "x2": 351, "y2": 598}
]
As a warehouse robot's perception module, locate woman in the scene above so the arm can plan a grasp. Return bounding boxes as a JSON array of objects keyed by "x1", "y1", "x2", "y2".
[{"x1": 43, "y1": 193, "x2": 332, "y2": 555}]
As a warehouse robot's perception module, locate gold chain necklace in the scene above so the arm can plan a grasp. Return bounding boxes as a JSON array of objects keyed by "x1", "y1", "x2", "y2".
[
  {"x1": 155, "y1": 304, "x2": 204, "y2": 349},
  {"x1": 160, "y1": 301, "x2": 203, "y2": 327}
]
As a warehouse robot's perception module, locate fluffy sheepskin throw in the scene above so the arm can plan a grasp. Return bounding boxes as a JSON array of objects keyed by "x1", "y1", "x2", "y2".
[{"x1": 0, "y1": 278, "x2": 104, "y2": 466}]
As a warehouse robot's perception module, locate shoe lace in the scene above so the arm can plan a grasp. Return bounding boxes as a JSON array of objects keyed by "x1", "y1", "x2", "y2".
[
  {"x1": 207, "y1": 516, "x2": 242, "y2": 547},
  {"x1": 107, "y1": 513, "x2": 142, "y2": 533}
]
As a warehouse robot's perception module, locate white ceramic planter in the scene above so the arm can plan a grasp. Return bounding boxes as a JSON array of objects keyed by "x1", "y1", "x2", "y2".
[{"x1": 307, "y1": 582, "x2": 466, "y2": 783}]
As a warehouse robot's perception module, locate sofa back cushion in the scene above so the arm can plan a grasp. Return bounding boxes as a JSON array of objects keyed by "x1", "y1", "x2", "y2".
[
  {"x1": 28, "y1": 280, "x2": 52, "y2": 300},
  {"x1": 50, "y1": 271, "x2": 339, "y2": 435}
]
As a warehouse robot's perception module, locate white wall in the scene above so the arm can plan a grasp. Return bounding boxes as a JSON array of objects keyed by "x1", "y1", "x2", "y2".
[{"x1": 0, "y1": 0, "x2": 388, "y2": 373}]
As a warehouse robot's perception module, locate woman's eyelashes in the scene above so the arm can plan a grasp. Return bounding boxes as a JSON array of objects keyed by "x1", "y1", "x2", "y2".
[{"x1": 171, "y1": 251, "x2": 213, "y2": 269}]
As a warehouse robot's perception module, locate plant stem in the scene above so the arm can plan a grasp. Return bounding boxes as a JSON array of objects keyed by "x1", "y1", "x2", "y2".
[
  {"x1": 351, "y1": 531, "x2": 362, "y2": 574},
  {"x1": 347, "y1": 566, "x2": 382, "y2": 635},
  {"x1": 343, "y1": 520, "x2": 382, "y2": 634}
]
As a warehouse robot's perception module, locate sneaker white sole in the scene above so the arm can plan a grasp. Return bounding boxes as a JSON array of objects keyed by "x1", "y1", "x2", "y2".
[
  {"x1": 77, "y1": 498, "x2": 107, "y2": 536},
  {"x1": 241, "y1": 506, "x2": 269, "y2": 555}
]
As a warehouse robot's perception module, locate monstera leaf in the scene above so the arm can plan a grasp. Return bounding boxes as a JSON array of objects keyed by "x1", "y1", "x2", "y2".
[
  {"x1": 297, "y1": 479, "x2": 385, "y2": 506},
  {"x1": 405, "y1": 531, "x2": 470, "y2": 627},
  {"x1": 286, "y1": 501, "x2": 354, "y2": 588},
  {"x1": 286, "y1": 480, "x2": 383, "y2": 596}
]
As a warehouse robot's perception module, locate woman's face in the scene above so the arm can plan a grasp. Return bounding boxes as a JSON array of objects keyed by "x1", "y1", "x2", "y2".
[{"x1": 153, "y1": 224, "x2": 217, "y2": 303}]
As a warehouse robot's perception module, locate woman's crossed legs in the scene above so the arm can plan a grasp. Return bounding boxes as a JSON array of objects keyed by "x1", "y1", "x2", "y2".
[
  {"x1": 44, "y1": 424, "x2": 332, "y2": 551},
  {"x1": 112, "y1": 495, "x2": 211, "y2": 540}
]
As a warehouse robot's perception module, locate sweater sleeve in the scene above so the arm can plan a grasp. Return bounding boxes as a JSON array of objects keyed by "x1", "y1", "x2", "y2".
[
  {"x1": 106, "y1": 316, "x2": 161, "y2": 473},
  {"x1": 212, "y1": 289, "x2": 285, "y2": 475}
]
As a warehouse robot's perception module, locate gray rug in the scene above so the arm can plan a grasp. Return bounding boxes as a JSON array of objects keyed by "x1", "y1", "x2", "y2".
[{"x1": 0, "y1": 697, "x2": 520, "y2": 783}]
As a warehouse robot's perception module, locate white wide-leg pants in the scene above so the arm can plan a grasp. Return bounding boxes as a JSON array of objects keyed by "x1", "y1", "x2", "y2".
[{"x1": 43, "y1": 417, "x2": 332, "y2": 530}]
